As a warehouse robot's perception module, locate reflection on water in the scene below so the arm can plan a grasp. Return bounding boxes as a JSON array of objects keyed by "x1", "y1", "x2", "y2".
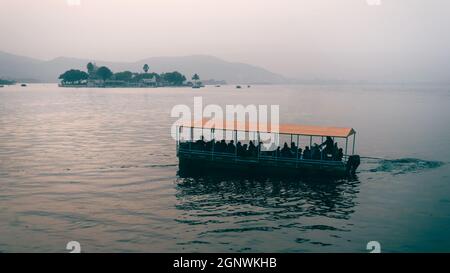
[
  {"x1": 171, "y1": 173, "x2": 361, "y2": 251},
  {"x1": 176, "y1": 174, "x2": 360, "y2": 221}
]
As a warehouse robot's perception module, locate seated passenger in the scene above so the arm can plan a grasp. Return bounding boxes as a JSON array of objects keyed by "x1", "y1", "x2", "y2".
[
  {"x1": 281, "y1": 142, "x2": 291, "y2": 157},
  {"x1": 332, "y1": 142, "x2": 339, "y2": 160},
  {"x1": 242, "y1": 144, "x2": 248, "y2": 156},
  {"x1": 257, "y1": 142, "x2": 263, "y2": 156},
  {"x1": 303, "y1": 146, "x2": 311, "y2": 159},
  {"x1": 311, "y1": 144, "x2": 321, "y2": 160},
  {"x1": 236, "y1": 142, "x2": 243, "y2": 156},
  {"x1": 227, "y1": 140, "x2": 236, "y2": 154},
  {"x1": 194, "y1": 136, "x2": 205, "y2": 150},
  {"x1": 215, "y1": 141, "x2": 222, "y2": 152},
  {"x1": 276, "y1": 146, "x2": 281, "y2": 158},
  {"x1": 290, "y1": 142, "x2": 297, "y2": 155},
  {"x1": 205, "y1": 140, "x2": 213, "y2": 151},
  {"x1": 220, "y1": 140, "x2": 227, "y2": 152},
  {"x1": 248, "y1": 141, "x2": 257, "y2": 157},
  {"x1": 297, "y1": 148, "x2": 303, "y2": 159},
  {"x1": 337, "y1": 148, "x2": 344, "y2": 161}
]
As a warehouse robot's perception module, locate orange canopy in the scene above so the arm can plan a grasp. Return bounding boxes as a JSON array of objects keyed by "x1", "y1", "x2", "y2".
[{"x1": 177, "y1": 118, "x2": 355, "y2": 138}]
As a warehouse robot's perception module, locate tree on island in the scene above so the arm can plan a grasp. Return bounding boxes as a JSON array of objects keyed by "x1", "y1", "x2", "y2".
[
  {"x1": 58, "y1": 69, "x2": 89, "y2": 85},
  {"x1": 113, "y1": 71, "x2": 133, "y2": 81},
  {"x1": 96, "y1": 66, "x2": 113, "y2": 81},
  {"x1": 87, "y1": 62, "x2": 94, "y2": 73},
  {"x1": 162, "y1": 71, "x2": 186, "y2": 86},
  {"x1": 192, "y1": 73, "x2": 200, "y2": 86},
  {"x1": 143, "y1": 64, "x2": 149, "y2": 74}
]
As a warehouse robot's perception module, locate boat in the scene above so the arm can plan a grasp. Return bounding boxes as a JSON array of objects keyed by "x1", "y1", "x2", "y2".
[
  {"x1": 0, "y1": 85, "x2": 4, "y2": 88},
  {"x1": 21, "y1": 84, "x2": 27, "y2": 87},
  {"x1": 175, "y1": 119, "x2": 360, "y2": 177},
  {"x1": 236, "y1": 85, "x2": 242, "y2": 89}
]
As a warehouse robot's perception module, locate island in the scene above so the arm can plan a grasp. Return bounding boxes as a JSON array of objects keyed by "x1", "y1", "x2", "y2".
[{"x1": 59, "y1": 63, "x2": 205, "y2": 88}]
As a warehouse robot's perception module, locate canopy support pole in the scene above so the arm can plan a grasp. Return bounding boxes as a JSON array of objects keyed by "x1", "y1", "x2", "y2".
[
  {"x1": 176, "y1": 126, "x2": 179, "y2": 153},
  {"x1": 321, "y1": 136, "x2": 324, "y2": 161},
  {"x1": 234, "y1": 130, "x2": 238, "y2": 161},
  {"x1": 211, "y1": 128, "x2": 215, "y2": 160},
  {"x1": 189, "y1": 127, "x2": 193, "y2": 151},
  {"x1": 257, "y1": 132, "x2": 261, "y2": 161},
  {"x1": 296, "y1": 134, "x2": 300, "y2": 167},
  {"x1": 352, "y1": 133, "x2": 356, "y2": 155},
  {"x1": 345, "y1": 137, "x2": 348, "y2": 158}
]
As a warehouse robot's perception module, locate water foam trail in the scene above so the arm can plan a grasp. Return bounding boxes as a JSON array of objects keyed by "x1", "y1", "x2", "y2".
[{"x1": 362, "y1": 157, "x2": 445, "y2": 175}]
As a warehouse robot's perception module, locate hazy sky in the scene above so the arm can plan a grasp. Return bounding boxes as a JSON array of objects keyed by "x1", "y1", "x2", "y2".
[{"x1": 1, "y1": 0, "x2": 449, "y2": 82}]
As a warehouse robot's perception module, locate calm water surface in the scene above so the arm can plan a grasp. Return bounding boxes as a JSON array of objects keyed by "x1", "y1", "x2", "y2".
[{"x1": 0, "y1": 84, "x2": 449, "y2": 252}]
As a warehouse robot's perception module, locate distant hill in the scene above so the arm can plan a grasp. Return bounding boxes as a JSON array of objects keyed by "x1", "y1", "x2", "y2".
[{"x1": 0, "y1": 51, "x2": 288, "y2": 84}]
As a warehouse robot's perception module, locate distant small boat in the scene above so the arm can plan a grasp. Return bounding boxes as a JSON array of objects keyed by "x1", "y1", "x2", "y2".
[
  {"x1": 192, "y1": 86, "x2": 201, "y2": 89},
  {"x1": 215, "y1": 85, "x2": 221, "y2": 87},
  {"x1": 247, "y1": 85, "x2": 251, "y2": 88},
  {"x1": 236, "y1": 85, "x2": 242, "y2": 89},
  {"x1": 21, "y1": 84, "x2": 27, "y2": 87},
  {"x1": 0, "y1": 85, "x2": 4, "y2": 88}
]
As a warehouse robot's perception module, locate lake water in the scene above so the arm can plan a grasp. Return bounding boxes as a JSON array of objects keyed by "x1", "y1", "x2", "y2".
[{"x1": 0, "y1": 84, "x2": 449, "y2": 253}]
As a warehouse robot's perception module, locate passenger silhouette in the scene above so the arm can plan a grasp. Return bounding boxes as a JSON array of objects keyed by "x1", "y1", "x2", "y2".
[
  {"x1": 205, "y1": 140, "x2": 213, "y2": 151},
  {"x1": 337, "y1": 148, "x2": 344, "y2": 161},
  {"x1": 215, "y1": 141, "x2": 222, "y2": 152},
  {"x1": 242, "y1": 144, "x2": 248, "y2": 157},
  {"x1": 303, "y1": 146, "x2": 311, "y2": 159},
  {"x1": 227, "y1": 140, "x2": 236, "y2": 154},
  {"x1": 195, "y1": 135, "x2": 206, "y2": 150},
  {"x1": 332, "y1": 142, "x2": 339, "y2": 160},
  {"x1": 324, "y1": 137, "x2": 335, "y2": 153},
  {"x1": 220, "y1": 140, "x2": 227, "y2": 152},
  {"x1": 281, "y1": 142, "x2": 291, "y2": 157},
  {"x1": 290, "y1": 142, "x2": 297, "y2": 153},
  {"x1": 311, "y1": 144, "x2": 321, "y2": 160},
  {"x1": 248, "y1": 141, "x2": 257, "y2": 157},
  {"x1": 236, "y1": 141, "x2": 243, "y2": 156},
  {"x1": 276, "y1": 147, "x2": 281, "y2": 158}
]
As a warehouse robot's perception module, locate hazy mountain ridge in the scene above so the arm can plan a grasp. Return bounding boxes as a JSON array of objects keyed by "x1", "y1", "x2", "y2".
[{"x1": 0, "y1": 51, "x2": 288, "y2": 84}]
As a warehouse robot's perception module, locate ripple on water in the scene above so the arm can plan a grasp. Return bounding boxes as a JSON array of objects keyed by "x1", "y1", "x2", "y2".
[{"x1": 2, "y1": 84, "x2": 450, "y2": 252}]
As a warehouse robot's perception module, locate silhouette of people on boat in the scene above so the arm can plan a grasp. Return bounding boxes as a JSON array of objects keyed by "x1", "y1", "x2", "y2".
[{"x1": 181, "y1": 135, "x2": 345, "y2": 162}]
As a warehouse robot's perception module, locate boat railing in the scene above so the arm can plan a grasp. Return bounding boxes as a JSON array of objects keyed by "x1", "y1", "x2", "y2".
[{"x1": 177, "y1": 145, "x2": 346, "y2": 166}]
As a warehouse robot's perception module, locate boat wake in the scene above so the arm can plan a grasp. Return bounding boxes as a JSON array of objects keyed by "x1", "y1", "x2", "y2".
[{"x1": 367, "y1": 158, "x2": 444, "y2": 175}]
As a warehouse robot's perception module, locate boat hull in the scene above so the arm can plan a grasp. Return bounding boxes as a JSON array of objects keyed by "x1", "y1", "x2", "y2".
[{"x1": 177, "y1": 150, "x2": 349, "y2": 178}]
